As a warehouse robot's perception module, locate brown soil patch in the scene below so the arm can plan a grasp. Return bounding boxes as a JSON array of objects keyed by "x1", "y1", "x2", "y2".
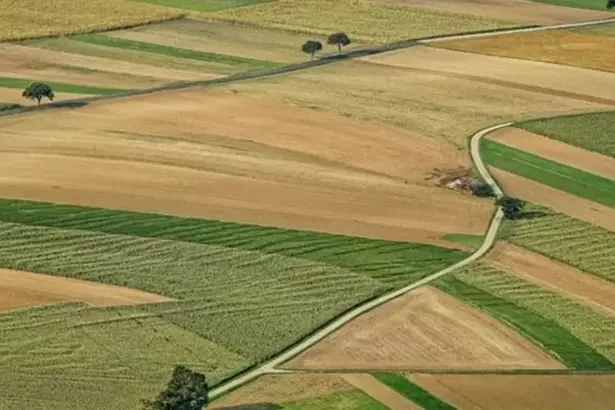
[
  {"x1": 487, "y1": 242, "x2": 615, "y2": 317},
  {"x1": 0, "y1": 268, "x2": 170, "y2": 312},
  {"x1": 363, "y1": 46, "x2": 615, "y2": 105},
  {"x1": 0, "y1": 87, "x2": 492, "y2": 246},
  {"x1": 210, "y1": 374, "x2": 351, "y2": 408},
  {"x1": 378, "y1": 0, "x2": 611, "y2": 24},
  {"x1": 410, "y1": 374, "x2": 615, "y2": 410},
  {"x1": 435, "y1": 30, "x2": 615, "y2": 73},
  {"x1": 342, "y1": 374, "x2": 422, "y2": 410},
  {"x1": 0, "y1": 87, "x2": 91, "y2": 105},
  {"x1": 491, "y1": 168, "x2": 615, "y2": 232},
  {"x1": 490, "y1": 127, "x2": 615, "y2": 180},
  {"x1": 284, "y1": 286, "x2": 562, "y2": 370}
]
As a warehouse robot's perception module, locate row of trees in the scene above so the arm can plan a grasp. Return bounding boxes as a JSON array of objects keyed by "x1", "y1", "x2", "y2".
[{"x1": 302, "y1": 32, "x2": 352, "y2": 60}]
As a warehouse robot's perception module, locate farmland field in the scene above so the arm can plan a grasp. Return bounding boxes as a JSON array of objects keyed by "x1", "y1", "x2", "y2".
[
  {"x1": 128, "y1": 0, "x2": 271, "y2": 13},
  {"x1": 579, "y1": 21, "x2": 615, "y2": 36},
  {"x1": 374, "y1": 372, "x2": 456, "y2": 410},
  {"x1": 527, "y1": 0, "x2": 612, "y2": 10}
]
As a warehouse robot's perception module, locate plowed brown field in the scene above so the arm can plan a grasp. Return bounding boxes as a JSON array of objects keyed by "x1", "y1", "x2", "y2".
[
  {"x1": 284, "y1": 286, "x2": 562, "y2": 370},
  {"x1": 0, "y1": 268, "x2": 170, "y2": 312},
  {"x1": 410, "y1": 374, "x2": 615, "y2": 410}
]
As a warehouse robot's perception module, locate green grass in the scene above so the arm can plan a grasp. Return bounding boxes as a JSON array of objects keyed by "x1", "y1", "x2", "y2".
[
  {"x1": 283, "y1": 389, "x2": 390, "y2": 410},
  {"x1": 374, "y1": 373, "x2": 456, "y2": 410},
  {"x1": 436, "y1": 263, "x2": 615, "y2": 369},
  {"x1": 517, "y1": 111, "x2": 615, "y2": 158},
  {"x1": 505, "y1": 204, "x2": 615, "y2": 283},
  {"x1": 128, "y1": 0, "x2": 270, "y2": 12},
  {"x1": 72, "y1": 33, "x2": 281, "y2": 71},
  {"x1": 0, "y1": 103, "x2": 21, "y2": 111},
  {"x1": 481, "y1": 138, "x2": 615, "y2": 207},
  {"x1": 442, "y1": 233, "x2": 483, "y2": 250},
  {"x1": 527, "y1": 0, "x2": 613, "y2": 10},
  {"x1": 0, "y1": 76, "x2": 130, "y2": 95},
  {"x1": 575, "y1": 22, "x2": 615, "y2": 36}
]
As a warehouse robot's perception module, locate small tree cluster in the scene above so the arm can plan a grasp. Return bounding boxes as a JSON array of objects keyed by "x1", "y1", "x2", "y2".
[
  {"x1": 301, "y1": 32, "x2": 352, "y2": 60},
  {"x1": 143, "y1": 365, "x2": 209, "y2": 410},
  {"x1": 495, "y1": 196, "x2": 525, "y2": 220},
  {"x1": 607, "y1": 0, "x2": 615, "y2": 9},
  {"x1": 469, "y1": 178, "x2": 495, "y2": 198},
  {"x1": 22, "y1": 83, "x2": 54, "y2": 107}
]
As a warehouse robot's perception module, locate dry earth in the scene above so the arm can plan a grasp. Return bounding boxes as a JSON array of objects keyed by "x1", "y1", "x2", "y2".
[
  {"x1": 491, "y1": 168, "x2": 615, "y2": 232},
  {"x1": 284, "y1": 286, "x2": 562, "y2": 370},
  {"x1": 0, "y1": 268, "x2": 170, "y2": 312},
  {"x1": 0, "y1": 87, "x2": 492, "y2": 246},
  {"x1": 378, "y1": 0, "x2": 611, "y2": 24},
  {"x1": 487, "y1": 242, "x2": 615, "y2": 317},
  {"x1": 489, "y1": 127, "x2": 615, "y2": 180},
  {"x1": 409, "y1": 374, "x2": 615, "y2": 410},
  {"x1": 341, "y1": 374, "x2": 422, "y2": 410},
  {"x1": 209, "y1": 374, "x2": 352, "y2": 408}
]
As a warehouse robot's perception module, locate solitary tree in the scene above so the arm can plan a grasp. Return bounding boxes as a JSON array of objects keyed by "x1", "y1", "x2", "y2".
[
  {"x1": 495, "y1": 196, "x2": 525, "y2": 220},
  {"x1": 607, "y1": 0, "x2": 614, "y2": 9},
  {"x1": 22, "y1": 83, "x2": 54, "y2": 107},
  {"x1": 143, "y1": 365, "x2": 209, "y2": 410},
  {"x1": 302, "y1": 40, "x2": 323, "y2": 60},
  {"x1": 327, "y1": 32, "x2": 351, "y2": 52}
]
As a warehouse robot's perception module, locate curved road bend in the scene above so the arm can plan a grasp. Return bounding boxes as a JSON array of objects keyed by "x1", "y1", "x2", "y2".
[{"x1": 210, "y1": 122, "x2": 513, "y2": 398}]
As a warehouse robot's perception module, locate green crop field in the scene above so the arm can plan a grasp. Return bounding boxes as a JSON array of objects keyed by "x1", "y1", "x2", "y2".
[
  {"x1": 527, "y1": 0, "x2": 613, "y2": 10},
  {"x1": 481, "y1": 139, "x2": 615, "y2": 207},
  {"x1": 0, "y1": 198, "x2": 464, "y2": 409},
  {"x1": 374, "y1": 373, "x2": 456, "y2": 410},
  {"x1": 0, "y1": 76, "x2": 131, "y2": 96},
  {"x1": 505, "y1": 204, "x2": 615, "y2": 284},
  {"x1": 442, "y1": 234, "x2": 484, "y2": 250},
  {"x1": 517, "y1": 111, "x2": 615, "y2": 158},
  {"x1": 282, "y1": 389, "x2": 389, "y2": 410},
  {"x1": 436, "y1": 264, "x2": 615, "y2": 370}
]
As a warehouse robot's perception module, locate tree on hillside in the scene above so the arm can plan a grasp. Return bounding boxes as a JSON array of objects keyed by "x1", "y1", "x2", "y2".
[
  {"x1": 607, "y1": 0, "x2": 615, "y2": 9},
  {"x1": 22, "y1": 83, "x2": 54, "y2": 107},
  {"x1": 327, "y1": 32, "x2": 351, "y2": 52},
  {"x1": 302, "y1": 40, "x2": 323, "y2": 60},
  {"x1": 495, "y1": 196, "x2": 525, "y2": 220},
  {"x1": 143, "y1": 365, "x2": 209, "y2": 410}
]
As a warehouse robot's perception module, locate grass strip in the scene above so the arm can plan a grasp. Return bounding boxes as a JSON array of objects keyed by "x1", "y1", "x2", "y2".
[
  {"x1": 442, "y1": 234, "x2": 483, "y2": 250},
  {"x1": 72, "y1": 33, "x2": 281, "y2": 70},
  {"x1": 127, "y1": 0, "x2": 271, "y2": 12},
  {"x1": 434, "y1": 275, "x2": 615, "y2": 370},
  {"x1": 526, "y1": 0, "x2": 613, "y2": 10},
  {"x1": 374, "y1": 373, "x2": 456, "y2": 410},
  {"x1": 284, "y1": 389, "x2": 390, "y2": 409},
  {"x1": 481, "y1": 138, "x2": 615, "y2": 207},
  {"x1": 0, "y1": 76, "x2": 130, "y2": 95},
  {"x1": 0, "y1": 103, "x2": 21, "y2": 111}
]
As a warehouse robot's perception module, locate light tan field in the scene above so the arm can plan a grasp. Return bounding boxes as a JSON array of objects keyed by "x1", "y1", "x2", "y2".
[
  {"x1": 0, "y1": 268, "x2": 170, "y2": 312},
  {"x1": 410, "y1": 374, "x2": 615, "y2": 410},
  {"x1": 491, "y1": 168, "x2": 615, "y2": 232},
  {"x1": 378, "y1": 0, "x2": 611, "y2": 24},
  {"x1": 236, "y1": 60, "x2": 607, "y2": 147},
  {"x1": 284, "y1": 286, "x2": 562, "y2": 370},
  {"x1": 210, "y1": 374, "x2": 352, "y2": 408},
  {"x1": 0, "y1": 87, "x2": 91, "y2": 105},
  {"x1": 435, "y1": 30, "x2": 615, "y2": 73},
  {"x1": 490, "y1": 127, "x2": 615, "y2": 180},
  {"x1": 363, "y1": 46, "x2": 615, "y2": 105},
  {"x1": 0, "y1": 87, "x2": 492, "y2": 246},
  {"x1": 341, "y1": 374, "x2": 422, "y2": 410}
]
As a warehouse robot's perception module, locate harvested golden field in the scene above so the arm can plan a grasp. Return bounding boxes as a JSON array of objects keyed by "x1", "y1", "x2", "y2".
[
  {"x1": 210, "y1": 374, "x2": 352, "y2": 408},
  {"x1": 0, "y1": 268, "x2": 171, "y2": 312},
  {"x1": 209, "y1": 0, "x2": 515, "y2": 43},
  {"x1": 410, "y1": 374, "x2": 615, "y2": 410},
  {"x1": 490, "y1": 127, "x2": 615, "y2": 180},
  {"x1": 236, "y1": 59, "x2": 607, "y2": 146},
  {"x1": 0, "y1": 87, "x2": 492, "y2": 245},
  {"x1": 487, "y1": 242, "x2": 615, "y2": 317},
  {"x1": 0, "y1": 0, "x2": 182, "y2": 41},
  {"x1": 377, "y1": 0, "x2": 612, "y2": 24},
  {"x1": 491, "y1": 168, "x2": 615, "y2": 232},
  {"x1": 284, "y1": 286, "x2": 562, "y2": 370},
  {"x1": 435, "y1": 29, "x2": 615, "y2": 73}
]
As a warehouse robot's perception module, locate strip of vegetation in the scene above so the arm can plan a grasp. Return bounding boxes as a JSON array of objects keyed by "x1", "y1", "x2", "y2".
[
  {"x1": 72, "y1": 33, "x2": 281, "y2": 70},
  {"x1": 0, "y1": 76, "x2": 130, "y2": 95},
  {"x1": 442, "y1": 233, "x2": 483, "y2": 250},
  {"x1": 527, "y1": 0, "x2": 613, "y2": 10},
  {"x1": 517, "y1": 111, "x2": 615, "y2": 158},
  {"x1": 283, "y1": 389, "x2": 389, "y2": 409},
  {"x1": 127, "y1": 0, "x2": 271, "y2": 12},
  {"x1": 481, "y1": 138, "x2": 615, "y2": 208},
  {"x1": 435, "y1": 274, "x2": 615, "y2": 370},
  {"x1": 0, "y1": 103, "x2": 21, "y2": 111},
  {"x1": 374, "y1": 373, "x2": 456, "y2": 410}
]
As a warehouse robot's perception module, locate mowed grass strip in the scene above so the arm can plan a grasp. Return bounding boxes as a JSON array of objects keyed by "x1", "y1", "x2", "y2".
[
  {"x1": 72, "y1": 33, "x2": 282, "y2": 71},
  {"x1": 128, "y1": 0, "x2": 271, "y2": 12},
  {"x1": 517, "y1": 111, "x2": 615, "y2": 158},
  {"x1": 374, "y1": 373, "x2": 456, "y2": 410},
  {"x1": 209, "y1": 0, "x2": 515, "y2": 43},
  {"x1": 506, "y1": 204, "x2": 615, "y2": 283},
  {"x1": 0, "y1": 76, "x2": 131, "y2": 95},
  {"x1": 0, "y1": 0, "x2": 182, "y2": 42},
  {"x1": 526, "y1": 0, "x2": 613, "y2": 10},
  {"x1": 442, "y1": 234, "x2": 483, "y2": 250},
  {"x1": 481, "y1": 139, "x2": 615, "y2": 208},
  {"x1": 435, "y1": 272, "x2": 615, "y2": 370}
]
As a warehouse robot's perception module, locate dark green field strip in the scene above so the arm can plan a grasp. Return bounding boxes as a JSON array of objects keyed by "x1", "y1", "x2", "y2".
[
  {"x1": 72, "y1": 33, "x2": 282, "y2": 71},
  {"x1": 0, "y1": 76, "x2": 131, "y2": 95},
  {"x1": 517, "y1": 111, "x2": 615, "y2": 158},
  {"x1": 434, "y1": 276, "x2": 615, "y2": 370},
  {"x1": 127, "y1": 0, "x2": 271, "y2": 12},
  {"x1": 481, "y1": 139, "x2": 615, "y2": 207},
  {"x1": 374, "y1": 373, "x2": 456, "y2": 410},
  {"x1": 528, "y1": 0, "x2": 614, "y2": 10},
  {"x1": 0, "y1": 103, "x2": 21, "y2": 111},
  {"x1": 0, "y1": 198, "x2": 467, "y2": 288},
  {"x1": 441, "y1": 233, "x2": 483, "y2": 250}
]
